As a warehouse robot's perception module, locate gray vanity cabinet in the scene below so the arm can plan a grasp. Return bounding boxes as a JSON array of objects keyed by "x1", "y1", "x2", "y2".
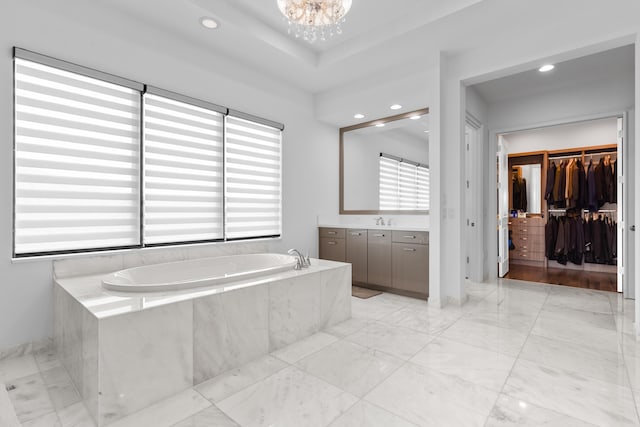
[
  {"x1": 367, "y1": 231, "x2": 391, "y2": 287},
  {"x1": 318, "y1": 227, "x2": 429, "y2": 299},
  {"x1": 346, "y1": 229, "x2": 368, "y2": 284},
  {"x1": 391, "y1": 231, "x2": 429, "y2": 297},
  {"x1": 319, "y1": 228, "x2": 346, "y2": 262}
]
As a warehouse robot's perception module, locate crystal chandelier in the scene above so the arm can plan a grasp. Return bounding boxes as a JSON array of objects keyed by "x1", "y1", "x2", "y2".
[{"x1": 277, "y1": 0, "x2": 353, "y2": 43}]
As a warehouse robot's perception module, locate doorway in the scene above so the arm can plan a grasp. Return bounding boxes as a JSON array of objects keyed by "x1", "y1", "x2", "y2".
[{"x1": 495, "y1": 116, "x2": 626, "y2": 293}]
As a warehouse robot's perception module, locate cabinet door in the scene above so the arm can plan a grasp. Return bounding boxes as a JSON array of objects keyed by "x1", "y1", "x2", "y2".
[
  {"x1": 368, "y1": 231, "x2": 391, "y2": 287},
  {"x1": 392, "y1": 243, "x2": 429, "y2": 295},
  {"x1": 319, "y1": 237, "x2": 345, "y2": 262},
  {"x1": 346, "y1": 229, "x2": 368, "y2": 284}
]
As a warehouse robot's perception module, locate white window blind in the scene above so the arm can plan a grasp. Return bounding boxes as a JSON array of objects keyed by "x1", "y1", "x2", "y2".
[
  {"x1": 14, "y1": 57, "x2": 141, "y2": 255},
  {"x1": 143, "y1": 93, "x2": 225, "y2": 244},
  {"x1": 225, "y1": 115, "x2": 282, "y2": 239},
  {"x1": 379, "y1": 154, "x2": 429, "y2": 211}
]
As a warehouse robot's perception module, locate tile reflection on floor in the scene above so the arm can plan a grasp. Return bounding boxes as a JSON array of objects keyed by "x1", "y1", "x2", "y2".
[{"x1": 2, "y1": 278, "x2": 640, "y2": 426}]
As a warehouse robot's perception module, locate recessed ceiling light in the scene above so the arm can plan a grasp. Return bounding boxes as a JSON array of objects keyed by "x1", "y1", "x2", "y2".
[
  {"x1": 354, "y1": 113, "x2": 365, "y2": 119},
  {"x1": 390, "y1": 104, "x2": 402, "y2": 110},
  {"x1": 410, "y1": 115, "x2": 421, "y2": 120},
  {"x1": 375, "y1": 123, "x2": 385, "y2": 127},
  {"x1": 538, "y1": 64, "x2": 554, "y2": 72},
  {"x1": 200, "y1": 17, "x2": 219, "y2": 29},
  {"x1": 423, "y1": 130, "x2": 430, "y2": 133}
]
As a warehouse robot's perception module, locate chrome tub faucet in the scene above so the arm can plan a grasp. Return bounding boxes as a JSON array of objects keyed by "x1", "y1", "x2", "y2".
[{"x1": 288, "y1": 248, "x2": 310, "y2": 270}]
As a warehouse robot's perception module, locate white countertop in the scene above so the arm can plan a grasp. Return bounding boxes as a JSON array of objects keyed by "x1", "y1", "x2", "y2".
[{"x1": 318, "y1": 223, "x2": 429, "y2": 232}]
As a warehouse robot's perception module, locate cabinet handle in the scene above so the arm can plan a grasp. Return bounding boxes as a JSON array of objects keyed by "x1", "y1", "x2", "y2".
[
  {"x1": 403, "y1": 248, "x2": 416, "y2": 252},
  {"x1": 522, "y1": 237, "x2": 527, "y2": 240},
  {"x1": 350, "y1": 232, "x2": 362, "y2": 236},
  {"x1": 327, "y1": 241, "x2": 337, "y2": 246},
  {"x1": 373, "y1": 233, "x2": 385, "y2": 237},
  {"x1": 327, "y1": 231, "x2": 337, "y2": 235},
  {"x1": 522, "y1": 229, "x2": 527, "y2": 232},
  {"x1": 403, "y1": 235, "x2": 417, "y2": 239}
]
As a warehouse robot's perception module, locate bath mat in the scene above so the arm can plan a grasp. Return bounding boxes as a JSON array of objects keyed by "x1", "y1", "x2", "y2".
[{"x1": 352, "y1": 286, "x2": 382, "y2": 299}]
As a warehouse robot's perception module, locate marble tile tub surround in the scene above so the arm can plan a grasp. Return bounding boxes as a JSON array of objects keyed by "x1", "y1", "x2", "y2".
[
  {"x1": 6, "y1": 278, "x2": 640, "y2": 426},
  {"x1": 55, "y1": 259, "x2": 351, "y2": 426}
]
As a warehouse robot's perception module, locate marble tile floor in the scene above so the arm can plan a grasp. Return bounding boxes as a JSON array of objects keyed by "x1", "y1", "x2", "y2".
[{"x1": 2, "y1": 278, "x2": 640, "y2": 426}]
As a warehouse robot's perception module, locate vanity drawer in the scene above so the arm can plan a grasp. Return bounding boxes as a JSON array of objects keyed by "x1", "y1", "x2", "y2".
[
  {"x1": 392, "y1": 231, "x2": 429, "y2": 245},
  {"x1": 319, "y1": 227, "x2": 345, "y2": 239},
  {"x1": 319, "y1": 237, "x2": 346, "y2": 262}
]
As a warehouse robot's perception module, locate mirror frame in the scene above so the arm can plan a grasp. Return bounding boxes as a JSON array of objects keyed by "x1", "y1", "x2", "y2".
[{"x1": 340, "y1": 107, "x2": 430, "y2": 215}]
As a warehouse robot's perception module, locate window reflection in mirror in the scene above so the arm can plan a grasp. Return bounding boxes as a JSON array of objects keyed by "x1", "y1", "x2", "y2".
[{"x1": 340, "y1": 108, "x2": 429, "y2": 214}]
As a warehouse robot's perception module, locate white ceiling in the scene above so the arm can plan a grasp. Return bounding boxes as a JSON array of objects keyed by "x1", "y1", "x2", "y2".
[
  {"x1": 94, "y1": 0, "x2": 486, "y2": 94},
  {"x1": 33, "y1": 0, "x2": 640, "y2": 126},
  {"x1": 472, "y1": 45, "x2": 636, "y2": 105}
]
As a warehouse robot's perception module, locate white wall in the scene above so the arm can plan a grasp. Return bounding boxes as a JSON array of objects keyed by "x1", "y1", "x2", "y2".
[
  {"x1": 343, "y1": 132, "x2": 428, "y2": 211},
  {"x1": 0, "y1": 0, "x2": 337, "y2": 351},
  {"x1": 503, "y1": 118, "x2": 619, "y2": 153}
]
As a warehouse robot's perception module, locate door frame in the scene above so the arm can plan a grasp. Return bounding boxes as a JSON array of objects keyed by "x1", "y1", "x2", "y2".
[{"x1": 490, "y1": 111, "x2": 629, "y2": 293}]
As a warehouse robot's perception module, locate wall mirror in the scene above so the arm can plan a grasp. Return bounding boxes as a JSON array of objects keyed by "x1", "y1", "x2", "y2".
[
  {"x1": 508, "y1": 155, "x2": 543, "y2": 215},
  {"x1": 340, "y1": 108, "x2": 429, "y2": 214}
]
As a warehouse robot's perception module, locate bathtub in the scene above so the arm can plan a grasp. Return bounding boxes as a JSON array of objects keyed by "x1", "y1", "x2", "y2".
[
  {"x1": 56, "y1": 254, "x2": 351, "y2": 425},
  {"x1": 102, "y1": 253, "x2": 298, "y2": 292}
]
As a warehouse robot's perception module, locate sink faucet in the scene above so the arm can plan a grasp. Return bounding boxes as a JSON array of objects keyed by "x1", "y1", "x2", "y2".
[
  {"x1": 288, "y1": 249, "x2": 310, "y2": 270},
  {"x1": 375, "y1": 217, "x2": 385, "y2": 226}
]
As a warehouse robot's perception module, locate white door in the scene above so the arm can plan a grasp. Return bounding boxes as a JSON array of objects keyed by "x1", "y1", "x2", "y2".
[
  {"x1": 497, "y1": 135, "x2": 509, "y2": 277},
  {"x1": 465, "y1": 121, "x2": 480, "y2": 280},
  {"x1": 617, "y1": 116, "x2": 625, "y2": 293},
  {"x1": 465, "y1": 126, "x2": 471, "y2": 279}
]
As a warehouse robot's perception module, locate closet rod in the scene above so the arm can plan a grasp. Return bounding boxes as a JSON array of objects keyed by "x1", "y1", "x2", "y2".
[
  {"x1": 584, "y1": 151, "x2": 618, "y2": 157},
  {"x1": 548, "y1": 208, "x2": 617, "y2": 213},
  {"x1": 548, "y1": 154, "x2": 580, "y2": 160}
]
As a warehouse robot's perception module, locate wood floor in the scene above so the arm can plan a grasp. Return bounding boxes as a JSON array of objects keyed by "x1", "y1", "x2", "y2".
[{"x1": 505, "y1": 263, "x2": 618, "y2": 292}]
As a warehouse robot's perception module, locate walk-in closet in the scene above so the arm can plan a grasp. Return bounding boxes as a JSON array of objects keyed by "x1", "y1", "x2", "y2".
[{"x1": 501, "y1": 117, "x2": 623, "y2": 292}]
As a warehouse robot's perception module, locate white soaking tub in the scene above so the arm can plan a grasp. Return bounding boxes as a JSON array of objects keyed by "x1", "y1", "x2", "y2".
[
  {"x1": 102, "y1": 253, "x2": 298, "y2": 292},
  {"x1": 55, "y1": 254, "x2": 351, "y2": 426}
]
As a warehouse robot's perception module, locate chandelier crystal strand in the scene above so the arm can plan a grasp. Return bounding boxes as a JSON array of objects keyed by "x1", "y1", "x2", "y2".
[{"x1": 277, "y1": 0, "x2": 352, "y2": 43}]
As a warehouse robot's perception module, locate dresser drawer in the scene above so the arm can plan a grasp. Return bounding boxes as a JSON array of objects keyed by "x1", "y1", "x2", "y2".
[
  {"x1": 391, "y1": 231, "x2": 429, "y2": 245},
  {"x1": 319, "y1": 227, "x2": 345, "y2": 239},
  {"x1": 511, "y1": 249, "x2": 544, "y2": 261}
]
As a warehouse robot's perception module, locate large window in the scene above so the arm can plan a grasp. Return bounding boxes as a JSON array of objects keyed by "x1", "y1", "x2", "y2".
[
  {"x1": 13, "y1": 49, "x2": 283, "y2": 257},
  {"x1": 225, "y1": 114, "x2": 282, "y2": 240},
  {"x1": 14, "y1": 54, "x2": 142, "y2": 255},
  {"x1": 143, "y1": 89, "x2": 225, "y2": 245},
  {"x1": 379, "y1": 153, "x2": 429, "y2": 211}
]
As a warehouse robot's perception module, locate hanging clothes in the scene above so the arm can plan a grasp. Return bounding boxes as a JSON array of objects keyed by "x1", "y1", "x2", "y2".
[
  {"x1": 577, "y1": 160, "x2": 588, "y2": 210},
  {"x1": 544, "y1": 161, "x2": 556, "y2": 203},
  {"x1": 582, "y1": 214, "x2": 617, "y2": 265},
  {"x1": 594, "y1": 158, "x2": 606, "y2": 208},
  {"x1": 555, "y1": 161, "x2": 567, "y2": 208},
  {"x1": 587, "y1": 160, "x2": 598, "y2": 212},
  {"x1": 546, "y1": 213, "x2": 615, "y2": 266},
  {"x1": 552, "y1": 161, "x2": 562, "y2": 206}
]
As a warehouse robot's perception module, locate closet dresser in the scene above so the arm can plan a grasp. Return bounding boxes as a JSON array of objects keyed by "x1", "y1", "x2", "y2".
[{"x1": 509, "y1": 217, "x2": 545, "y2": 263}]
